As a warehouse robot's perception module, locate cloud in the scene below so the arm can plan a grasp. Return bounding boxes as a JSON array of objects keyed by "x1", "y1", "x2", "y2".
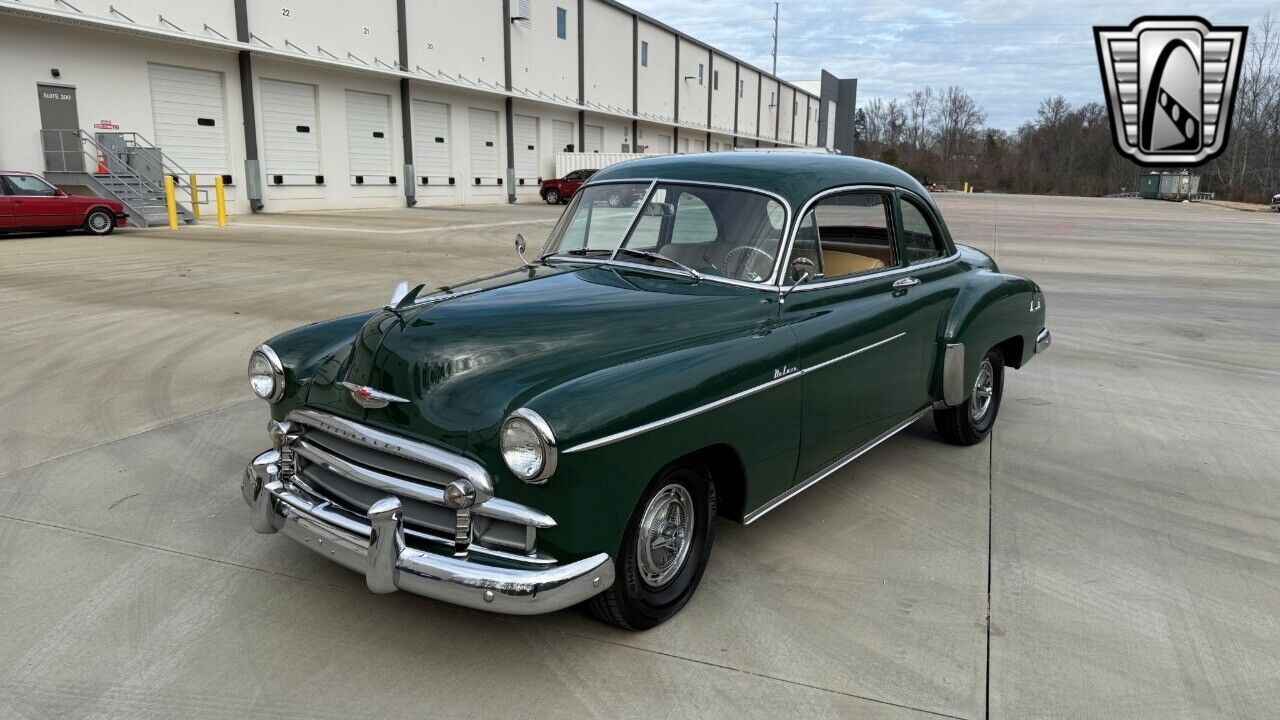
[{"x1": 624, "y1": 0, "x2": 1273, "y2": 129}]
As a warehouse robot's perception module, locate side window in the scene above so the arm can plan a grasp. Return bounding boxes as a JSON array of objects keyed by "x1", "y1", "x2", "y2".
[
  {"x1": 669, "y1": 192, "x2": 717, "y2": 245},
  {"x1": 793, "y1": 191, "x2": 895, "y2": 281},
  {"x1": 4, "y1": 175, "x2": 57, "y2": 196},
  {"x1": 899, "y1": 199, "x2": 945, "y2": 264}
]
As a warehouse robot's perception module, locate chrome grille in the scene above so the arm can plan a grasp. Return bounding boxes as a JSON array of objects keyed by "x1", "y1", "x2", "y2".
[{"x1": 283, "y1": 408, "x2": 553, "y2": 560}]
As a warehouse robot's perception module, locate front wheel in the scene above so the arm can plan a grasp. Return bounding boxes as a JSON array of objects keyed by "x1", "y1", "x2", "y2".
[
  {"x1": 543, "y1": 188, "x2": 561, "y2": 204},
  {"x1": 84, "y1": 209, "x2": 116, "y2": 236},
  {"x1": 934, "y1": 348, "x2": 1004, "y2": 445},
  {"x1": 589, "y1": 462, "x2": 716, "y2": 630}
]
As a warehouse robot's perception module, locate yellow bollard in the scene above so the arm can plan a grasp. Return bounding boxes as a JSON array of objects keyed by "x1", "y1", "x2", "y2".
[
  {"x1": 963, "y1": 181, "x2": 969, "y2": 193},
  {"x1": 214, "y1": 176, "x2": 228, "y2": 227},
  {"x1": 189, "y1": 174, "x2": 201, "y2": 221},
  {"x1": 164, "y1": 175, "x2": 179, "y2": 230}
]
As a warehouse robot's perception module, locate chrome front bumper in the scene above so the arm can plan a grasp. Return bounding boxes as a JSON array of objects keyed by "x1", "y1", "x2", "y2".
[{"x1": 243, "y1": 450, "x2": 614, "y2": 615}]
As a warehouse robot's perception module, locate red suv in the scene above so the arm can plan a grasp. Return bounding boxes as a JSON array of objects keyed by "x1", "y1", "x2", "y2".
[
  {"x1": 0, "y1": 171, "x2": 127, "y2": 236},
  {"x1": 540, "y1": 169, "x2": 597, "y2": 204}
]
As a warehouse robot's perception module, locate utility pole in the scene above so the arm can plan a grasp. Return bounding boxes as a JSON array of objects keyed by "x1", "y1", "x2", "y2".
[{"x1": 771, "y1": 2, "x2": 778, "y2": 75}]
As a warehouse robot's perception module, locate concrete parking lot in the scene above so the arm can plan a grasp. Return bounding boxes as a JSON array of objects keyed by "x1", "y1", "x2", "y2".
[{"x1": 1, "y1": 195, "x2": 1277, "y2": 719}]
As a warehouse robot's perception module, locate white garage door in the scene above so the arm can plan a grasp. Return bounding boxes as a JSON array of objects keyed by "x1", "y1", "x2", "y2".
[
  {"x1": 513, "y1": 114, "x2": 539, "y2": 185},
  {"x1": 345, "y1": 90, "x2": 392, "y2": 182},
  {"x1": 655, "y1": 134, "x2": 671, "y2": 154},
  {"x1": 148, "y1": 64, "x2": 228, "y2": 176},
  {"x1": 552, "y1": 119, "x2": 574, "y2": 154},
  {"x1": 678, "y1": 137, "x2": 689, "y2": 154},
  {"x1": 584, "y1": 124, "x2": 603, "y2": 153},
  {"x1": 260, "y1": 78, "x2": 320, "y2": 180},
  {"x1": 412, "y1": 99, "x2": 451, "y2": 183},
  {"x1": 690, "y1": 138, "x2": 706, "y2": 153},
  {"x1": 468, "y1": 107, "x2": 499, "y2": 183}
]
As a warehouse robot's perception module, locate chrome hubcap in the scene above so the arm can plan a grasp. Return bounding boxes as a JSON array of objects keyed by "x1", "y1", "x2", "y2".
[
  {"x1": 636, "y1": 483, "x2": 694, "y2": 588},
  {"x1": 88, "y1": 213, "x2": 110, "y2": 232},
  {"x1": 969, "y1": 359, "x2": 995, "y2": 421}
]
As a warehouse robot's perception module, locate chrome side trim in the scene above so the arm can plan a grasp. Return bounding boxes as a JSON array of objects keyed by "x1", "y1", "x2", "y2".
[
  {"x1": 292, "y1": 439, "x2": 555, "y2": 529},
  {"x1": 563, "y1": 332, "x2": 906, "y2": 454},
  {"x1": 287, "y1": 408, "x2": 494, "y2": 501},
  {"x1": 942, "y1": 343, "x2": 966, "y2": 407},
  {"x1": 743, "y1": 407, "x2": 931, "y2": 524},
  {"x1": 804, "y1": 332, "x2": 905, "y2": 375}
]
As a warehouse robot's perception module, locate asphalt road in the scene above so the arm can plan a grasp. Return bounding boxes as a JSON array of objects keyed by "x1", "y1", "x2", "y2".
[{"x1": 0, "y1": 195, "x2": 1276, "y2": 719}]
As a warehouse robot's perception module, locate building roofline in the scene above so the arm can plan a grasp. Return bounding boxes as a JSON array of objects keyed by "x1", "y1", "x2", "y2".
[{"x1": 598, "y1": 0, "x2": 818, "y2": 102}]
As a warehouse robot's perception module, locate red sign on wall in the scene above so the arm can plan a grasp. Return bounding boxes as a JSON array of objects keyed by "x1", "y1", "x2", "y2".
[{"x1": 93, "y1": 120, "x2": 120, "y2": 130}]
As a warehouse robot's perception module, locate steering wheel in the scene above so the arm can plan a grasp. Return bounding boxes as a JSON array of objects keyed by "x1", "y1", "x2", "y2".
[{"x1": 722, "y1": 245, "x2": 775, "y2": 282}]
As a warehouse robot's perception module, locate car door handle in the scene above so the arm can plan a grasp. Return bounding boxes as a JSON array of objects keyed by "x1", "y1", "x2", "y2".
[{"x1": 892, "y1": 277, "x2": 920, "y2": 289}]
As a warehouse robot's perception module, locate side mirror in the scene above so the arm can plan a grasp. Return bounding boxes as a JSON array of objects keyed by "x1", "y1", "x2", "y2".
[
  {"x1": 514, "y1": 233, "x2": 530, "y2": 265},
  {"x1": 780, "y1": 256, "x2": 815, "y2": 303}
]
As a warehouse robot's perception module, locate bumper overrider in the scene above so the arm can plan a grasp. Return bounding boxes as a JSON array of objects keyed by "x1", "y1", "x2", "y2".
[
  {"x1": 243, "y1": 449, "x2": 614, "y2": 615},
  {"x1": 1035, "y1": 327, "x2": 1051, "y2": 354}
]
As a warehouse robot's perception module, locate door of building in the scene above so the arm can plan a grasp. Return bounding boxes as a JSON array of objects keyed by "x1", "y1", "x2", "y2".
[{"x1": 37, "y1": 84, "x2": 83, "y2": 172}]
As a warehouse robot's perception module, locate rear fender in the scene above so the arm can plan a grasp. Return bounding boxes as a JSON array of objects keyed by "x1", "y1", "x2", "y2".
[{"x1": 935, "y1": 271, "x2": 1043, "y2": 405}]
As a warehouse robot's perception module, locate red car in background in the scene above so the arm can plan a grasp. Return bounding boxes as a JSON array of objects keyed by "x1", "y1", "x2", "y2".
[
  {"x1": 0, "y1": 171, "x2": 127, "y2": 236},
  {"x1": 540, "y1": 168, "x2": 597, "y2": 204}
]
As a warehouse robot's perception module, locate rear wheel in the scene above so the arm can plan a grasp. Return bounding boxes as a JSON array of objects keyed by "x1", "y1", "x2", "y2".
[
  {"x1": 934, "y1": 348, "x2": 1004, "y2": 445},
  {"x1": 543, "y1": 188, "x2": 561, "y2": 204},
  {"x1": 84, "y1": 209, "x2": 116, "y2": 236},
  {"x1": 589, "y1": 462, "x2": 716, "y2": 630}
]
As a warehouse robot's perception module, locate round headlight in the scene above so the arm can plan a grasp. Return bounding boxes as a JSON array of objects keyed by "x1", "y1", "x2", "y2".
[
  {"x1": 500, "y1": 409, "x2": 557, "y2": 484},
  {"x1": 247, "y1": 345, "x2": 284, "y2": 402}
]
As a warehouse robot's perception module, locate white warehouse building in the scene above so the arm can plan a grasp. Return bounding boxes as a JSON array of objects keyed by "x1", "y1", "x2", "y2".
[{"x1": 0, "y1": 0, "x2": 857, "y2": 221}]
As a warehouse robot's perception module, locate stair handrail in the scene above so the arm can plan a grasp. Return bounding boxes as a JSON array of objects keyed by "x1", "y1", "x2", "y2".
[
  {"x1": 118, "y1": 132, "x2": 193, "y2": 183},
  {"x1": 39, "y1": 129, "x2": 194, "y2": 217},
  {"x1": 117, "y1": 132, "x2": 210, "y2": 205}
]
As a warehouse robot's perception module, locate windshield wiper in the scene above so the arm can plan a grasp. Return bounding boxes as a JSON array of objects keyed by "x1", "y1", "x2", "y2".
[
  {"x1": 541, "y1": 247, "x2": 611, "y2": 262},
  {"x1": 615, "y1": 248, "x2": 702, "y2": 282}
]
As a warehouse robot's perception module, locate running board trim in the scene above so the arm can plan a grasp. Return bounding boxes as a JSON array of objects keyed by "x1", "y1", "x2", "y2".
[{"x1": 743, "y1": 407, "x2": 931, "y2": 525}]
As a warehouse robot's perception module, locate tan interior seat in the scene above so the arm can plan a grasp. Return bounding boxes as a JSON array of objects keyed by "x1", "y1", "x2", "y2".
[{"x1": 822, "y1": 250, "x2": 885, "y2": 277}]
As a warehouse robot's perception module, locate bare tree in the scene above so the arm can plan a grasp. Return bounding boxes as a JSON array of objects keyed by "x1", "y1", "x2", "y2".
[{"x1": 933, "y1": 85, "x2": 986, "y2": 168}]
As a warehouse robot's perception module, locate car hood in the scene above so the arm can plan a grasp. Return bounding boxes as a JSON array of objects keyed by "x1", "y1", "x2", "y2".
[{"x1": 303, "y1": 262, "x2": 768, "y2": 453}]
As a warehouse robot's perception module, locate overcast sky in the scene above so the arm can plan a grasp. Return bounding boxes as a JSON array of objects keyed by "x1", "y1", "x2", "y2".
[{"x1": 625, "y1": 0, "x2": 1273, "y2": 130}]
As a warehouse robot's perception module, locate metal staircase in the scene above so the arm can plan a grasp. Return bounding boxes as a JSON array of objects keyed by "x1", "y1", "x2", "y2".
[{"x1": 40, "y1": 129, "x2": 199, "y2": 228}]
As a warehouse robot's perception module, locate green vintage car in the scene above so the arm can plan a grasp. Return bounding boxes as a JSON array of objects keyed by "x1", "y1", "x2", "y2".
[{"x1": 242, "y1": 152, "x2": 1050, "y2": 629}]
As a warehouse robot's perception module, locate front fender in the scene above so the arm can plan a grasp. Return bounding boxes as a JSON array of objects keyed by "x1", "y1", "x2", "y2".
[
  {"x1": 263, "y1": 310, "x2": 379, "y2": 418},
  {"x1": 487, "y1": 310, "x2": 797, "y2": 561}
]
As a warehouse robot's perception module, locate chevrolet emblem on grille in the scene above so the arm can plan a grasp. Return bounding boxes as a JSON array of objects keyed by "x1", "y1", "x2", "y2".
[
  {"x1": 1094, "y1": 16, "x2": 1247, "y2": 166},
  {"x1": 340, "y1": 381, "x2": 410, "y2": 409}
]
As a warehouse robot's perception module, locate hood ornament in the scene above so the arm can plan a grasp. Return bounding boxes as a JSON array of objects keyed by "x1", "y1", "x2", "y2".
[
  {"x1": 385, "y1": 280, "x2": 426, "y2": 311},
  {"x1": 340, "y1": 381, "x2": 410, "y2": 409}
]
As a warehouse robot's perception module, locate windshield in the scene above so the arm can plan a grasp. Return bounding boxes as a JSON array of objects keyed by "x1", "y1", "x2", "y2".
[{"x1": 543, "y1": 182, "x2": 787, "y2": 283}]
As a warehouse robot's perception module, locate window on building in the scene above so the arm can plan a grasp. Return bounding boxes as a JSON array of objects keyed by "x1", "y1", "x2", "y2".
[
  {"x1": 698, "y1": 63, "x2": 704, "y2": 85},
  {"x1": 556, "y1": 7, "x2": 566, "y2": 39},
  {"x1": 640, "y1": 41, "x2": 648, "y2": 67},
  {"x1": 738, "y1": 79, "x2": 744, "y2": 98},
  {"x1": 713, "y1": 70, "x2": 719, "y2": 91}
]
